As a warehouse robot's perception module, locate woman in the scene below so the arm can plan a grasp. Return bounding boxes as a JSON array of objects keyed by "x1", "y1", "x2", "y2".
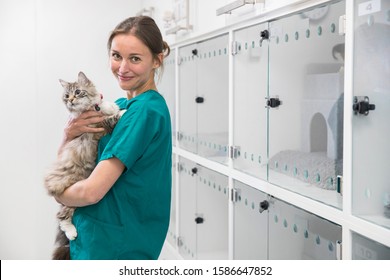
[{"x1": 56, "y1": 16, "x2": 172, "y2": 260}]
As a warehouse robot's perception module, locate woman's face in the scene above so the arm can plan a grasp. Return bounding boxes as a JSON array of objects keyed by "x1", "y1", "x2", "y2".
[{"x1": 110, "y1": 33, "x2": 160, "y2": 95}]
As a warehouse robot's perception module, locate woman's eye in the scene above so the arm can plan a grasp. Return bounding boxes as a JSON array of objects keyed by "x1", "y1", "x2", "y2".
[
  {"x1": 130, "y1": 56, "x2": 141, "y2": 63},
  {"x1": 112, "y1": 52, "x2": 121, "y2": 60}
]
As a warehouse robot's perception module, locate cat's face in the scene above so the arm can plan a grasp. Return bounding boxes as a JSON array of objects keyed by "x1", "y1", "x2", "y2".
[{"x1": 59, "y1": 72, "x2": 100, "y2": 113}]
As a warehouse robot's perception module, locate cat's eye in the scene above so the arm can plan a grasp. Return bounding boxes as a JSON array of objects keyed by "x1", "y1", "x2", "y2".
[
  {"x1": 65, "y1": 94, "x2": 69, "y2": 99},
  {"x1": 75, "y1": 89, "x2": 81, "y2": 95}
]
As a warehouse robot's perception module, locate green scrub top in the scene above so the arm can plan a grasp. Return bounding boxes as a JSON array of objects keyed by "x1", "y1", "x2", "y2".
[{"x1": 70, "y1": 90, "x2": 172, "y2": 260}]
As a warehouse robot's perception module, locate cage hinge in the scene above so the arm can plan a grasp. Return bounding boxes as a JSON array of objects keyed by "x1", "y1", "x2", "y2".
[
  {"x1": 231, "y1": 188, "x2": 240, "y2": 203},
  {"x1": 230, "y1": 146, "x2": 241, "y2": 159},
  {"x1": 337, "y1": 175, "x2": 343, "y2": 196},
  {"x1": 177, "y1": 162, "x2": 184, "y2": 173},
  {"x1": 177, "y1": 236, "x2": 184, "y2": 248},
  {"x1": 177, "y1": 131, "x2": 184, "y2": 141},
  {"x1": 339, "y1": 15, "x2": 346, "y2": 35},
  {"x1": 231, "y1": 41, "x2": 241, "y2": 55},
  {"x1": 336, "y1": 240, "x2": 342, "y2": 260}
]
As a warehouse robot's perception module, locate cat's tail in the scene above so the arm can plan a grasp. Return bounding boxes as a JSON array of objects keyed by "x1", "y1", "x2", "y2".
[{"x1": 52, "y1": 228, "x2": 70, "y2": 260}]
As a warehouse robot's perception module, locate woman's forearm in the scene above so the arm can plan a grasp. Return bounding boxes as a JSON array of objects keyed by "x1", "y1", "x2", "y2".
[
  {"x1": 55, "y1": 158, "x2": 125, "y2": 207},
  {"x1": 56, "y1": 179, "x2": 98, "y2": 207}
]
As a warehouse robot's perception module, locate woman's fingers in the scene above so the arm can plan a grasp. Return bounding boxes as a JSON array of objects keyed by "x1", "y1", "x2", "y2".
[
  {"x1": 79, "y1": 110, "x2": 103, "y2": 120},
  {"x1": 65, "y1": 111, "x2": 106, "y2": 140}
]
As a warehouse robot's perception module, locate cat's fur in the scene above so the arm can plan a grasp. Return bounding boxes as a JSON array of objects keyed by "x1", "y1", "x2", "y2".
[{"x1": 44, "y1": 71, "x2": 123, "y2": 260}]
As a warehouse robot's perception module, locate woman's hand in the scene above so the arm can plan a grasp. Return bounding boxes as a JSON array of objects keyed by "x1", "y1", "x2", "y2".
[
  {"x1": 64, "y1": 111, "x2": 106, "y2": 141},
  {"x1": 58, "y1": 111, "x2": 105, "y2": 155}
]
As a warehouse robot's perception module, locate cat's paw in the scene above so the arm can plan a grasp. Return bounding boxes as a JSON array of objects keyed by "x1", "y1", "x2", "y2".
[
  {"x1": 101, "y1": 110, "x2": 125, "y2": 134},
  {"x1": 65, "y1": 225, "x2": 78, "y2": 241},
  {"x1": 60, "y1": 222, "x2": 78, "y2": 240},
  {"x1": 118, "y1": 109, "x2": 126, "y2": 117}
]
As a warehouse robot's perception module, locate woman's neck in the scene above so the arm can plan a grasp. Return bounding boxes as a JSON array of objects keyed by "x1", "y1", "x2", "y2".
[
  {"x1": 127, "y1": 87, "x2": 157, "y2": 99},
  {"x1": 127, "y1": 79, "x2": 157, "y2": 99}
]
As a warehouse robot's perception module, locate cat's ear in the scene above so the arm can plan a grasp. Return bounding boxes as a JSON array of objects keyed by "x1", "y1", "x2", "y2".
[
  {"x1": 59, "y1": 79, "x2": 69, "y2": 88},
  {"x1": 78, "y1": 71, "x2": 91, "y2": 86}
]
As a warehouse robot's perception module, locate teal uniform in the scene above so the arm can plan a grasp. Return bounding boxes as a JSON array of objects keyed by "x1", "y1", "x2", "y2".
[{"x1": 70, "y1": 90, "x2": 172, "y2": 260}]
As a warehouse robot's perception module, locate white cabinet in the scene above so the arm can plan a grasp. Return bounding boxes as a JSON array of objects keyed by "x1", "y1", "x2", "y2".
[{"x1": 164, "y1": 0, "x2": 390, "y2": 259}]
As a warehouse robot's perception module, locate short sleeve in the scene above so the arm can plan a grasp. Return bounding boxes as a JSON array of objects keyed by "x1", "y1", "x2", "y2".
[{"x1": 99, "y1": 100, "x2": 158, "y2": 171}]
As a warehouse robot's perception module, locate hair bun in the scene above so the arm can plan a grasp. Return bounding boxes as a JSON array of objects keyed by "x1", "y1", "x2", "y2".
[{"x1": 162, "y1": 41, "x2": 171, "y2": 57}]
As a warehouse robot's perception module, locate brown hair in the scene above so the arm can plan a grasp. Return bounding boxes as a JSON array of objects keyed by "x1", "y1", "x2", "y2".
[{"x1": 107, "y1": 16, "x2": 170, "y2": 76}]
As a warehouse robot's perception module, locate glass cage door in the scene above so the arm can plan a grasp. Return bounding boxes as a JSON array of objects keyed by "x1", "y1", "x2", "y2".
[
  {"x1": 166, "y1": 156, "x2": 177, "y2": 248},
  {"x1": 196, "y1": 34, "x2": 230, "y2": 165},
  {"x1": 268, "y1": 1, "x2": 345, "y2": 209},
  {"x1": 268, "y1": 198, "x2": 342, "y2": 259},
  {"x1": 196, "y1": 165, "x2": 229, "y2": 259},
  {"x1": 233, "y1": 181, "x2": 268, "y2": 259},
  {"x1": 232, "y1": 23, "x2": 268, "y2": 180},
  {"x1": 177, "y1": 157, "x2": 228, "y2": 259},
  {"x1": 178, "y1": 43, "x2": 198, "y2": 154},
  {"x1": 177, "y1": 157, "x2": 197, "y2": 259},
  {"x1": 178, "y1": 35, "x2": 229, "y2": 164},
  {"x1": 352, "y1": 231, "x2": 390, "y2": 259},
  {"x1": 351, "y1": 0, "x2": 390, "y2": 230}
]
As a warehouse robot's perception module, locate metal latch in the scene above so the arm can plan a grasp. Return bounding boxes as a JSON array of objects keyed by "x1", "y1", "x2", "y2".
[
  {"x1": 195, "y1": 96, "x2": 204, "y2": 103},
  {"x1": 259, "y1": 29, "x2": 269, "y2": 47},
  {"x1": 191, "y1": 167, "x2": 198, "y2": 176},
  {"x1": 353, "y1": 96, "x2": 375, "y2": 115},
  {"x1": 195, "y1": 214, "x2": 204, "y2": 224},
  {"x1": 266, "y1": 96, "x2": 282, "y2": 108},
  {"x1": 259, "y1": 200, "x2": 269, "y2": 213}
]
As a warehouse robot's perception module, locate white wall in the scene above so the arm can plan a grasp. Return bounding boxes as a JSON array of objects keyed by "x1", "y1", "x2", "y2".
[
  {"x1": 0, "y1": 0, "x2": 39, "y2": 260},
  {"x1": 0, "y1": 0, "x2": 303, "y2": 260},
  {"x1": 141, "y1": 0, "x2": 305, "y2": 46},
  {"x1": 0, "y1": 0, "x2": 142, "y2": 260}
]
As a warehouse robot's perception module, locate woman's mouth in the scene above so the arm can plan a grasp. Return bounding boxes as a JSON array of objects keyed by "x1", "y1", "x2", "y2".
[{"x1": 117, "y1": 74, "x2": 133, "y2": 82}]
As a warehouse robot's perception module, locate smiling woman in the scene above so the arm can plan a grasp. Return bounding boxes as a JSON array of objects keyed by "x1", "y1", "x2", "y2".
[
  {"x1": 54, "y1": 16, "x2": 173, "y2": 260},
  {"x1": 110, "y1": 33, "x2": 161, "y2": 98},
  {"x1": 107, "y1": 16, "x2": 170, "y2": 99}
]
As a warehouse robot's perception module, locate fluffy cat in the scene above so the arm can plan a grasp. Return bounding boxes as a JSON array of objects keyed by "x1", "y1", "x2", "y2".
[{"x1": 44, "y1": 71, "x2": 123, "y2": 260}]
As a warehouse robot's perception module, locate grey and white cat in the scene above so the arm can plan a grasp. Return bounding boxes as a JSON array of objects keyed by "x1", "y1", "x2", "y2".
[{"x1": 44, "y1": 71, "x2": 123, "y2": 259}]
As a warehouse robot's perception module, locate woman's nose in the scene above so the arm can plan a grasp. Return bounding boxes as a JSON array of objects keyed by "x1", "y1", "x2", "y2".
[{"x1": 119, "y1": 60, "x2": 129, "y2": 72}]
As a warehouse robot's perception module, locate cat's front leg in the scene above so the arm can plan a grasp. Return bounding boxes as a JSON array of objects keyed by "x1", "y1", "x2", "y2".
[
  {"x1": 101, "y1": 110, "x2": 126, "y2": 134},
  {"x1": 57, "y1": 206, "x2": 77, "y2": 240}
]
